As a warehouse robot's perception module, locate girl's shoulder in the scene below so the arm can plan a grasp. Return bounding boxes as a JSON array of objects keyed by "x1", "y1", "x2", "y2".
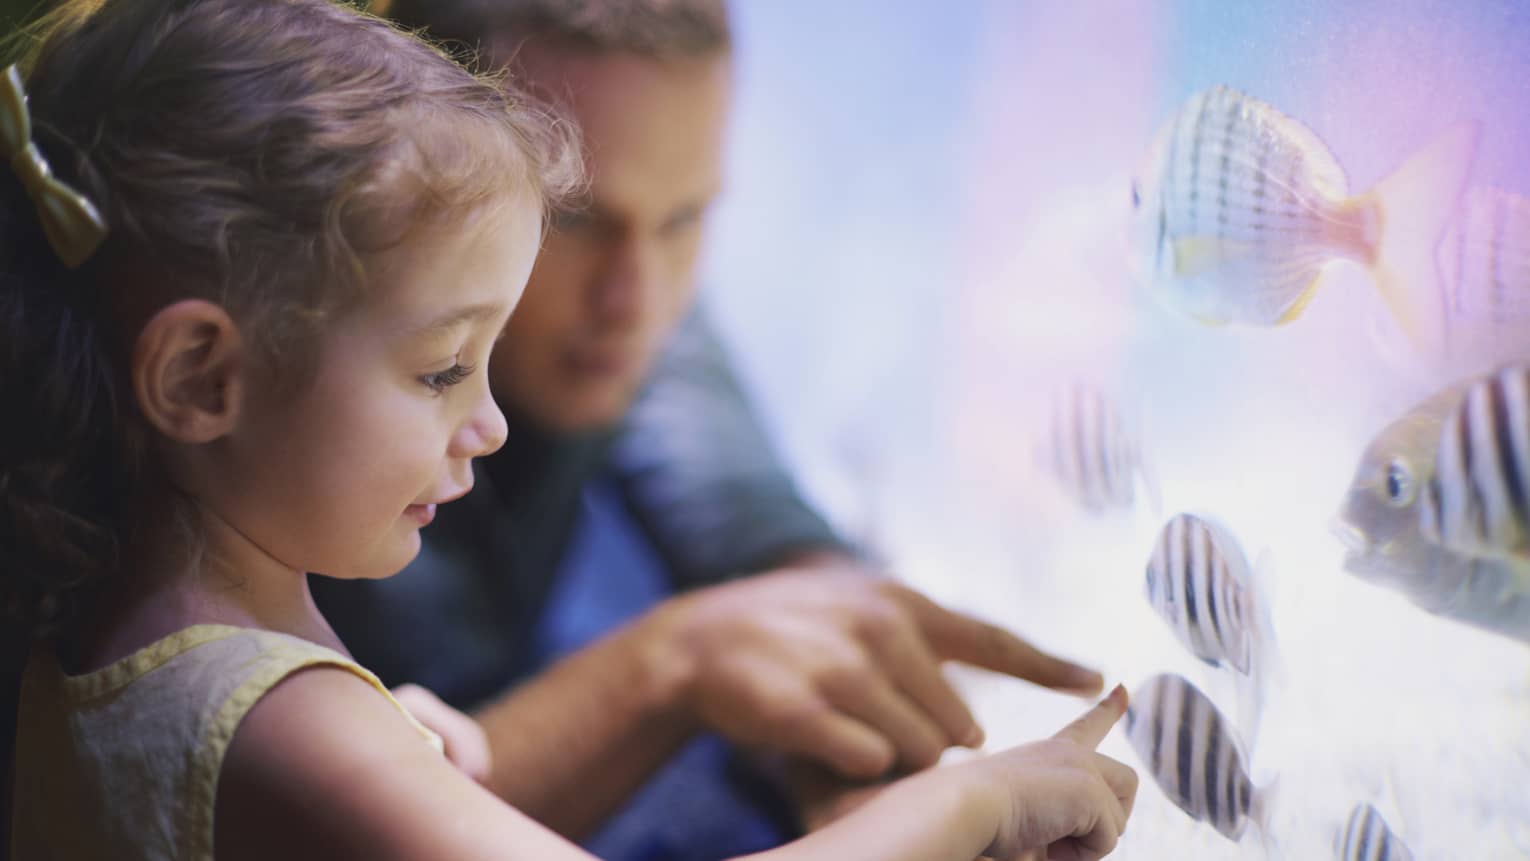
[
  {"x1": 39, "y1": 623, "x2": 388, "y2": 710},
  {"x1": 14, "y1": 624, "x2": 444, "y2": 860},
  {"x1": 212, "y1": 664, "x2": 588, "y2": 861}
]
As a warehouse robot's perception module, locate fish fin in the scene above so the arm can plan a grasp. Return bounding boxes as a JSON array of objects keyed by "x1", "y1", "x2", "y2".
[
  {"x1": 1365, "y1": 303, "x2": 1432, "y2": 372},
  {"x1": 1384, "y1": 772, "x2": 1422, "y2": 861},
  {"x1": 1275, "y1": 273, "x2": 1325, "y2": 324},
  {"x1": 1239, "y1": 549, "x2": 1282, "y2": 753},
  {"x1": 1172, "y1": 236, "x2": 1259, "y2": 280},
  {"x1": 1171, "y1": 237, "x2": 1218, "y2": 278},
  {"x1": 1251, "y1": 548, "x2": 1286, "y2": 685},
  {"x1": 1233, "y1": 659, "x2": 1264, "y2": 753},
  {"x1": 1365, "y1": 121, "x2": 1480, "y2": 353},
  {"x1": 1250, "y1": 775, "x2": 1281, "y2": 852}
]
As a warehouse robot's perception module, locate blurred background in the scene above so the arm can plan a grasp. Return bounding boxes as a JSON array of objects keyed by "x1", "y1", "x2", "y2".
[{"x1": 5, "y1": 1, "x2": 1525, "y2": 857}]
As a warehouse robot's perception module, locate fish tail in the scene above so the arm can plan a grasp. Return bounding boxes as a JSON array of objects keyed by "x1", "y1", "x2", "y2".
[
  {"x1": 1233, "y1": 667, "x2": 1263, "y2": 756},
  {"x1": 1232, "y1": 549, "x2": 1279, "y2": 762},
  {"x1": 1364, "y1": 121, "x2": 1481, "y2": 352},
  {"x1": 1250, "y1": 775, "x2": 1280, "y2": 853},
  {"x1": 1250, "y1": 549, "x2": 1285, "y2": 685}
]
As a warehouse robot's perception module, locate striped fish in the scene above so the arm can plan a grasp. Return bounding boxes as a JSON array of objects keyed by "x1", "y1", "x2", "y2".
[
  {"x1": 1337, "y1": 802, "x2": 1415, "y2": 861},
  {"x1": 1420, "y1": 363, "x2": 1530, "y2": 562},
  {"x1": 1123, "y1": 673, "x2": 1273, "y2": 842},
  {"x1": 1129, "y1": 85, "x2": 1477, "y2": 343},
  {"x1": 1431, "y1": 186, "x2": 1530, "y2": 357},
  {"x1": 1045, "y1": 382, "x2": 1158, "y2": 513},
  {"x1": 1144, "y1": 513, "x2": 1271, "y2": 675},
  {"x1": 1333, "y1": 382, "x2": 1530, "y2": 646}
]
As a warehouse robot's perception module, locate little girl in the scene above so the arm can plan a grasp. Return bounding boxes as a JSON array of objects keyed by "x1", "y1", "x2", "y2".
[{"x1": 1, "y1": 1, "x2": 1136, "y2": 859}]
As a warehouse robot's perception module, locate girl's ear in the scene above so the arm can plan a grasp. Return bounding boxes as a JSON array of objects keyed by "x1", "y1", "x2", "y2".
[{"x1": 132, "y1": 299, "x2": 246, "y2": 444}]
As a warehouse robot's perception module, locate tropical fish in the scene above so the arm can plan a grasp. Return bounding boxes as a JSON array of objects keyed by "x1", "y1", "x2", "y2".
[
  {"x1": 1426, "y1": 186, "x2": 1530, "y2": 357},
  {"x1": 1123, "y1": 673, "x2": 1274, "y2": 843},
  {"x1": 1420, "y1": 363, "x2": 1530, "y2": 562},
  {"x1": 1333, "y1": 383, "x2": 1530, "y2": 645},
  {"x1": 1144, "y1": 513, "x2": 1278, "y2": 748},
  {"x1": 1144, "y1": 513, "x2": 1273, "y2": 675},
  {"x1": 1128, "y1": 84, "x2": 1478, "y2": 341},
  {"x1": 1336, "y1": 802, "x2": 1415, "y2": 861},
  {"x1": 1043, "y1": 382, "x2": 1159, "y2": 513}
]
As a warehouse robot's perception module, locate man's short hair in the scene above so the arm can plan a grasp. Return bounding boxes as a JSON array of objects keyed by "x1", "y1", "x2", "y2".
[{"x1": 385, "y1": 0, "x2": 730, "y2": 62}]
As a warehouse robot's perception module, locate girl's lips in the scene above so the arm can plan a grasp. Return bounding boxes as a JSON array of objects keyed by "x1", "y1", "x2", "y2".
[{"x1": 406, "y1": 486, "x2": 470, "y2": 525}]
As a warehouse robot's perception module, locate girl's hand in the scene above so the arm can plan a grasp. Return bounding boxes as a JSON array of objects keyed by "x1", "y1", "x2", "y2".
[
  {"x1": 391, "y1": 683, "x2": 493, "y2": 783},
  {"x1": 979, "y1": 685, "x2": 1138, "y2": 860}
]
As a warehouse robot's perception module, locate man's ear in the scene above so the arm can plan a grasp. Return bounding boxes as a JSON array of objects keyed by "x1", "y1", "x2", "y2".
[{"x1": 132, "y1": 299, "x2": 246, "y2": 444}]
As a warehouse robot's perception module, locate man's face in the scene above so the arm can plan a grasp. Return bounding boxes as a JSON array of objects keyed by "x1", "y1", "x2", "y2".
[{"x1": 492, "y1": 47, "x2": 731, "y2": 432}]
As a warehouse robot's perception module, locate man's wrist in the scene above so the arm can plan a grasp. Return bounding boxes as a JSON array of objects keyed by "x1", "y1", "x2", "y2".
[{"x1": 620, "y1": 597, "x2": 705, "y2": 730}]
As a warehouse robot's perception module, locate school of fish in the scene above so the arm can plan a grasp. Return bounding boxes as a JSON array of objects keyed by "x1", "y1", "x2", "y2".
[{"x1": 1065, "y1": 84, "x2": 1530, "y2": 856}]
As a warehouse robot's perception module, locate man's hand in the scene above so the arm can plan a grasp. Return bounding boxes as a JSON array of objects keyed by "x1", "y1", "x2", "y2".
[{"x1": 643, "y1": 559, "x2": 1104, "y2": 780}]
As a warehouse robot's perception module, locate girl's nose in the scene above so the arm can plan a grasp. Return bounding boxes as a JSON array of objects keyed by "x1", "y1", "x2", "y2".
[{"x1": 450, "y1": 383, "x2": 508, "y2": 460}]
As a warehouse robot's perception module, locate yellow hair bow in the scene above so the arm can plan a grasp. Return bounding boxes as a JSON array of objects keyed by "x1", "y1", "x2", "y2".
[{"x1": 0, "y1": 64, "x2": 107, "y2": 269}]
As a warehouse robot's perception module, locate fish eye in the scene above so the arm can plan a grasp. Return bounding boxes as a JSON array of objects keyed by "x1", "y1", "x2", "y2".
[
  {"x1": 1130, "y1": 180, "x2": 1141, "y2": 210},
  {"x1": 1384, "y1": 459, "x2": 1416, "y2": 507}
]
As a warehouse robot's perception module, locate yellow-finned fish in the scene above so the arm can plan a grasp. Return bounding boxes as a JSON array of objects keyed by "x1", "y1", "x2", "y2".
[{"x1": 1129, "y1": 85, "x2": 1478, "y2": 340}]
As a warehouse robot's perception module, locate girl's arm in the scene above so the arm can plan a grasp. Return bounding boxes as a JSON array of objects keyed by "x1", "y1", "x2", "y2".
[
  {"x1": 749, "y1": 687, "x2": 1137, "y2": 861},
  {"x1": 215, "y1": 669, "x2": 1133, "y2": 861},
  {"x1": 216, "y1": 667, "x2": 592, "y2": 861}
]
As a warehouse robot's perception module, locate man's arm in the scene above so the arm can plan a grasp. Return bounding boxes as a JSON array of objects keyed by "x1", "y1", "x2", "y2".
[
  {"x1": 468, "y1": 606, "x2": 698, "y2": 838},
  {"x1": 460, "y1": 302, "x2": 1101, "y2": 837},
  {"x1": 609, "y1": 301, "x2": 857, "y2": 584},
  {"x1": 470, "y1": 564, "x2": 1106, "y2": 839}
]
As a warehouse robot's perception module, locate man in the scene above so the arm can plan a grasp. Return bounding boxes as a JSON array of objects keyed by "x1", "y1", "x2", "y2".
[{"x1": 313, "y1": 2, "x2": 1103, "y2": 858}]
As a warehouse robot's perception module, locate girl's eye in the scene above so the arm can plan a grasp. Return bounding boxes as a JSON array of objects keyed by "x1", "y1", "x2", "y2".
[{"x1": 422, "y1": 362, "x2": 475, "y2": 394}]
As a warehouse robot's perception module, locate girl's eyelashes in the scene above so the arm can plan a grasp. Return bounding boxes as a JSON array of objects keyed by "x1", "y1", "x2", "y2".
[{"x1": 421, "y1": 361, "x2": 476, "y2": 394}]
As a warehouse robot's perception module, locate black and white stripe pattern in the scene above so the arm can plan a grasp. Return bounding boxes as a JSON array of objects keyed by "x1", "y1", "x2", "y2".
[
  {"x1": 1048, "y1": 383, "x2": 1138, "y2": 512},
  {"x1": 1145, "y1": 513, "x2": 1255, "y2": 673},
  {"x1": 1338, "y1": 802, "x2": 1414, "y2": 861},
  {"x1": 1420, "y1": 364, "x2": 1530, "y2": 561},
  {"x1": 1337, "y1": 381, "x2": 1530, "y2": 646},
  {"x1": 1124, "y1": 673, "x2": 1257, "y2": 842},
  {"x1": 1137, "y1": 84, "x2": 1365, "y2": 325},
  {"x1": 1438, "y1": 186, "x2": 1530, "y2": 354}
]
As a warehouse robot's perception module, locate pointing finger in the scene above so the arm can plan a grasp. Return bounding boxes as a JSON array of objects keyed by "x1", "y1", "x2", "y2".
[{"x1": 1053, "y1": 684, "x2": 1128, "y2": 750}]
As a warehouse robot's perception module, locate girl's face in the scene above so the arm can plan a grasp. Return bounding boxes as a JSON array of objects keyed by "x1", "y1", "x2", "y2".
[{"x1": 212, "y1": 194, "x2": 542, "y2": 580}]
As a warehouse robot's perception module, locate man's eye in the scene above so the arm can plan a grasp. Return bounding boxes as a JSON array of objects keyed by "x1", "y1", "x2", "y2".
[{"x1": 660, "y1": 208, "x2": 704, "y2": 237}]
